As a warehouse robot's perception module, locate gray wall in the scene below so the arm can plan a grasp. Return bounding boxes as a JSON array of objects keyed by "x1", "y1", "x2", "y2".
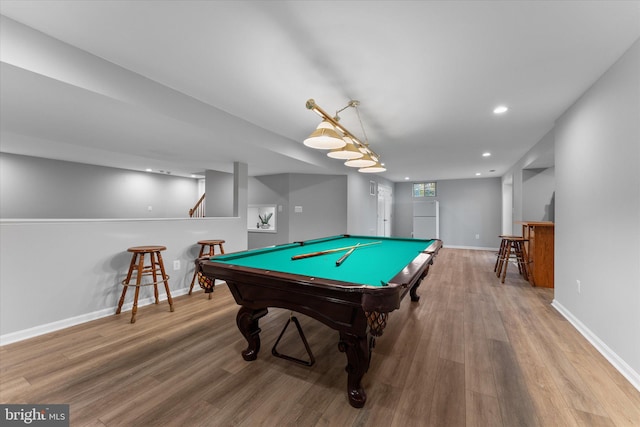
[
  {"x1": 0, "y1": 217, "x2": 248, "y2": 342},
  {"x1": 1, "y1": 161, "x2": 250, "y2": 343},
  {"x1": 248, "y1": 174, "x2": 290, "y2": 249},
  {"x1": 289, "y1": 174, "x2": 348, "y2": 241},
  {"x1": 247, "y1": 173, "x2": 348, "y2": 249},
  {"x1": 393, "y1": 182, "x2": 414, "y2": 238},
  {"x1": 502, "y1": 128, "x2": 555, "y2": 234},
  {"x1": 394, "y1": 177, "x2": 502, "y2": 249},
  {"x1": 1, "y1": 153, "x2": 199, "y2": 218},
  {"x1": 205, "y1": 169, "x2": 234, "y2": 217},
  {"x1": 347, "y1": 172, "x2": 395, "y2": 236},
  {"x1": 523, "y1": 167, "x2": 555, "y2": 222},
  {"x1": 553, "y1": 39, "x2": 639, "y2": 385}
]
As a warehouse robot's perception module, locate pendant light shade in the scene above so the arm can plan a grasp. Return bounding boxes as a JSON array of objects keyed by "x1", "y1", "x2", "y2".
[
  {"x1": 358, "y1": 161, "x2": 387, "y2": 173},
  {"x1": 344, "y1": 152, "x2": 376, "y2": 168},
  {"x1": 303, "y1": 120, "x2": 346, "y2": 150},
  {"x1": 327, "y1": 136, "x2": 364, "y2": 160}
]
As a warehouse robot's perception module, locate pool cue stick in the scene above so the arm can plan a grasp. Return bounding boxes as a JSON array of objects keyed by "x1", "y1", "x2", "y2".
[
  {"x1": 335, "y1": 243, "x2": 359, "y2": 266},
  {"x1": 291, "y1": 241, "x2": 381, "y2": 261}
]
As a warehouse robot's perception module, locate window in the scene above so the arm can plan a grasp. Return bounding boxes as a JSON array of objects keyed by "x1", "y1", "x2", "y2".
[{"x1": 413, "y1": 182, "x2": 436, "y2": 197}]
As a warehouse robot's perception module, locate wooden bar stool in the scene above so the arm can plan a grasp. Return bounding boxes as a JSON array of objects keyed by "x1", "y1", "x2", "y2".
[
  {"x1": 116, "y1": 245, "x2": 175, "y2": 323},
  {"x1": 189, "y1": 239, "x2": 225, "y2": 298},
  {"x1": 496, "y1": 237, "x2": 529, "y2": 283},
  {"x1": 494, "y1": 236, "x2": 510, "y2": 273},
  {"x1": 494, "y1": 235, "x2": 521, "y2": 275}
]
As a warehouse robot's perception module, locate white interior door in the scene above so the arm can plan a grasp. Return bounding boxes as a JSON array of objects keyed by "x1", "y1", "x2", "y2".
[{"x1": 377, "y1": 184, "x2": 393, "y2": 237}]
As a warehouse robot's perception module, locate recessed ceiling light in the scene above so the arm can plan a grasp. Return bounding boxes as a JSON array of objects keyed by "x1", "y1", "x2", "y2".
[
  {"x1": 482, "y1": 152, "x2": 491, "y2": 157},
  {"x1": 475, "y1": 172, "x2": 482, "y2": 176},
  {"x1": 145, "y1": 168, "x2": 152, "y2": 172},
  {"x1": 405, "y1": 177, "x2": 410, "y2": 180},
  {"x1": 493, "y1": 105, "x2": 508, "y2": 114}
]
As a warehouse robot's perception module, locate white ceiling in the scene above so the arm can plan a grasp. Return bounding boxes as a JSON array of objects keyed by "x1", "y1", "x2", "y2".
[{"x1": 1, "y1": 1, "x2": 639, "y2": 182}]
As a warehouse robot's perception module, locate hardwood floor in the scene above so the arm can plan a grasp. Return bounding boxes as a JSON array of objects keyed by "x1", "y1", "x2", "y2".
[{"x1": 1, "y1": 248, "x2": 639, "y2": 426}]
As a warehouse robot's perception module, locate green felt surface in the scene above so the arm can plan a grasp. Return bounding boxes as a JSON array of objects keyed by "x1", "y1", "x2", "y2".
[{"x1": 209, "y1": 235, "x2": 436, "y2": 287}]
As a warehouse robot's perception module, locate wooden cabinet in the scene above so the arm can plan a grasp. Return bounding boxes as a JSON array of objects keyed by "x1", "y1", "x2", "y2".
[{"x1": 519, "y1": 222, "x2": 554, "y2": 288}]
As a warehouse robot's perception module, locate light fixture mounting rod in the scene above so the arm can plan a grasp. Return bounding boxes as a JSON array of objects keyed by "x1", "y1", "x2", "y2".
[{"x1": 335, "y1": 100, "x2": 360, "y2": 119}]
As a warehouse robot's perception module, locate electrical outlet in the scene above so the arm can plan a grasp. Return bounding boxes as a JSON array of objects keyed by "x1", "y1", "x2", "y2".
[
  {"x1": 475, "y1": 234, "x2": 480, "y2": 240},
  {"x1": 577, "y1": 279, "x2": 581, "y2": 294},
  {"x1": 173, "y1": 260, "x2": 180, "y2": 271}
]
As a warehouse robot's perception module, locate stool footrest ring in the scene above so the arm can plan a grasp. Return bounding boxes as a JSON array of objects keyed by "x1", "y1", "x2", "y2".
[{"x1": 121, "y1": 276, "x2": 170, "y2": 287}]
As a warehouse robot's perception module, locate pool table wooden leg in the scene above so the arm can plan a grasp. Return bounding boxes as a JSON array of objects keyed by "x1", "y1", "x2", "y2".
[
  {"x1": 410, "y1": 265, "x2": 432, "y2": 301},
  {"x1": 236, "y1": 306, "x2": 268, "y2": 361},
  {"x1": 410, "y1": 281, "x2": 422, "y2": 301},
  {"x1": 338, "y1": 331, "x2": 370, "y2": 408}
]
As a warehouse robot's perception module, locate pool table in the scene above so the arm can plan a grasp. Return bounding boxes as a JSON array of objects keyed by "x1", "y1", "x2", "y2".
[{"x1": 197, "y1": 234, "x2": 442, "y2": 408}]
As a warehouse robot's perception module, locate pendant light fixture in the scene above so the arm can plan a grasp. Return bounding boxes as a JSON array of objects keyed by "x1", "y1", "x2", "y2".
[{"x1": 305, "y1": 99, "x2": 386, "y2": 173}]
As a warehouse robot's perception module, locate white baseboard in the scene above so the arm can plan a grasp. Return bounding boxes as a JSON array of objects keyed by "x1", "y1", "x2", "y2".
[
  {"x1": 0, "y1": 284, "x2": 222, "y2": 346},
  {"x1": 551, "y1": 299, "x2": 640, "y2": 392}
]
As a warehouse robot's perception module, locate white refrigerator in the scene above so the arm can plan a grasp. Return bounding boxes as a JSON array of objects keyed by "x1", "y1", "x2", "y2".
[{"x1": 412, "y1": 200, "x2": 439, "y2": 239}]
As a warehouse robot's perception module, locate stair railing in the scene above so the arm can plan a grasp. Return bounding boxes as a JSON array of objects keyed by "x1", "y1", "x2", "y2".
[{"x1": 189, "y1": 193, "x2": 205, "y2": 218}]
